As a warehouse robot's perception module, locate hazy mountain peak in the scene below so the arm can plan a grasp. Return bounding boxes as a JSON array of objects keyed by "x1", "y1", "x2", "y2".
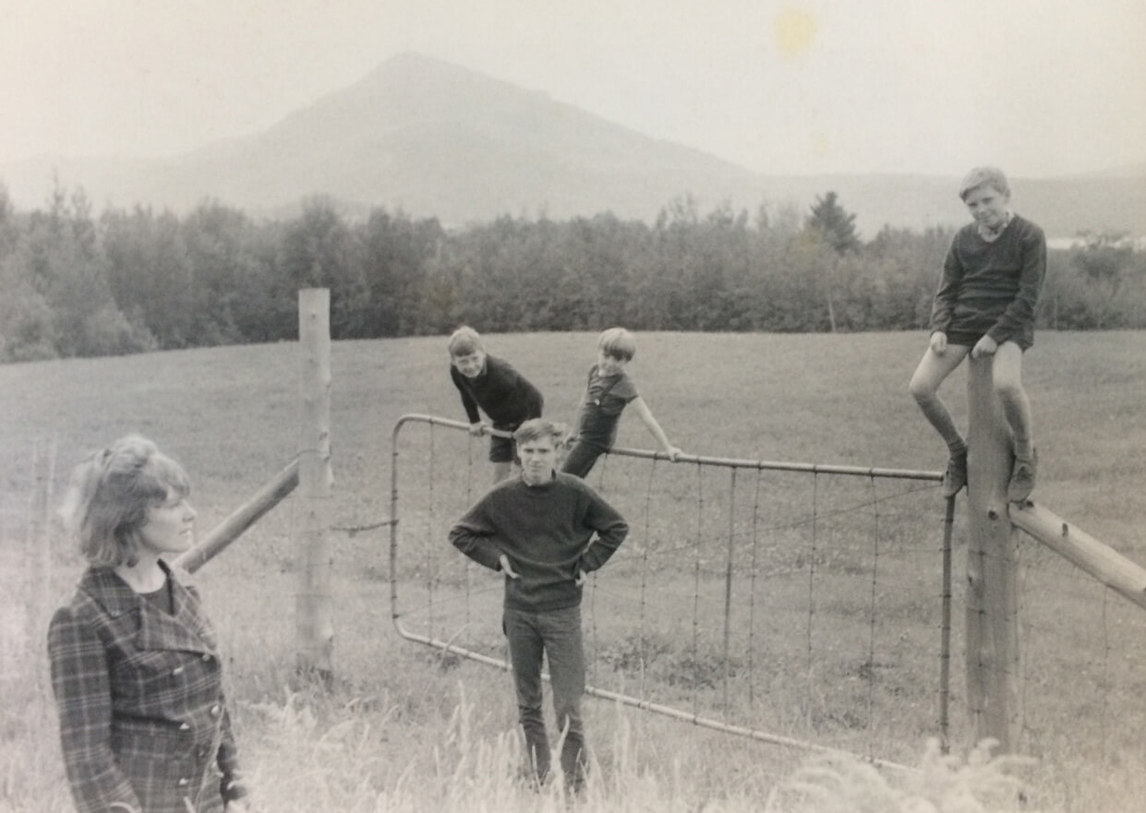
[{"x1": 1, "y1": 52, "x2": 1142, "y2": 237}]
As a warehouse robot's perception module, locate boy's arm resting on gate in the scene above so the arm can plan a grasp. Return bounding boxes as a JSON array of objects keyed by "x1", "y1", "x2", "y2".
[
  {"x1": 630, "y1": 397, "x2": 680, "y2": 458},
  {"x1": 987, "y1": 223, "x2": 1047, "y2": 345}
]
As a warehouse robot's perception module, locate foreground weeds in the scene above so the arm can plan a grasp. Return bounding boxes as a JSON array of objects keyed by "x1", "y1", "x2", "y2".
[{"x1": 235, "y1": 685, "x2": 1040, "y2": 813}]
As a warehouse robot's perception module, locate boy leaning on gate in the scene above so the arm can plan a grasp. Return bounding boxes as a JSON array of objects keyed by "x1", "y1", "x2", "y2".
[
  {"x1": 561, "y1": 327, "x2": 681, "y2": 479},
  {"x1": 448, "y1": 325, "x2": 544, "y2": 484}
]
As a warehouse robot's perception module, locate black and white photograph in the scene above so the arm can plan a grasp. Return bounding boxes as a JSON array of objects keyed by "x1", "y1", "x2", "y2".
[{"x1": 2, "y1": 1, "x2": 1144, "y2": 811}]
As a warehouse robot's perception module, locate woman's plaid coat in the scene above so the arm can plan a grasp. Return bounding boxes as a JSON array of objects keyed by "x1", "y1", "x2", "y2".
[{"x1": 48, "y1": 562, "x2": 244, "y2": 813}]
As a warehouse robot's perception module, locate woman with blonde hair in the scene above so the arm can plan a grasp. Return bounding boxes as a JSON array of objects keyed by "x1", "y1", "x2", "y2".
[{"x1": 48, "y1": 435, "x2": 248, "y2": 813}]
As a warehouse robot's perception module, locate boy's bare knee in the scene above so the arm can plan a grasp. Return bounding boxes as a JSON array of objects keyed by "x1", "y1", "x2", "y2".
[
  {"x1": 909, "y1": 377, "x2": 935, "y2": 403},
  {"x1": 993, "y1": 376, "x2": 1024, "y2": 404}
]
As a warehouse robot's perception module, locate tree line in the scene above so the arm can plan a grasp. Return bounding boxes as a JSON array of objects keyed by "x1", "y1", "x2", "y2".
[{"x1": 1, "y1": 183, "x2": 1143, "y2": 362}]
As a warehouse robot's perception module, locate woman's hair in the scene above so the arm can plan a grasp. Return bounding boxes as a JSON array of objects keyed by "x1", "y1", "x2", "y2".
[
  {"x1": 958, "y1": 166, "x2": 1010, "y2": 201},
  {"x1": 597, "y1": 327, "x2": 637, "y2": 361},
  {"x1": 447, "y1": 326, "x2": 484, "y2": 358},
  {"x1": 61, "y1": 435, "x2": 190, "y2": 567}
]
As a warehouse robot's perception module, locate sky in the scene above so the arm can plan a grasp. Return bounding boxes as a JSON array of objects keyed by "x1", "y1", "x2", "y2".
[{"x1": 1, "y1": 0, "x2": 1144, "y2": 177}]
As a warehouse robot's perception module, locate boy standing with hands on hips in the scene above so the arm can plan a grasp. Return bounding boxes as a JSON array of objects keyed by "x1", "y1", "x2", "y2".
[
  {"x1": 909, "y1": 166, "x2": 1046, "y2": 502},
  {"x1": 449, "y1": 418, "x2": 628, "y2": 793}
]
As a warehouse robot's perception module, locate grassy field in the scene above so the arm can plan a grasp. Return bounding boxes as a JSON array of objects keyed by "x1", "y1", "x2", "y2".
[{"x1": 2, "y1": 329, "x2": 1145, "y2": 811}]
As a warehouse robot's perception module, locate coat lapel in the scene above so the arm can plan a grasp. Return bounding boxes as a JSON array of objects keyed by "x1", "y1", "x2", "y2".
[{"x1": 81, "y1": 565, "x2": 217, "y2": 655}]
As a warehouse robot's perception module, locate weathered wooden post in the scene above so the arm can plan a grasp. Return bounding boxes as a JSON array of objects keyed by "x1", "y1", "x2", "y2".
[
  {"x1": 964, "y1": 355, "x2": 1022, "y2": 751},
  {"x1": 25, "y1": 436, "x2": 56, "y2": 674},
  {"x1": 297, "y1": 288, "x2": 334, "y2": 683}
]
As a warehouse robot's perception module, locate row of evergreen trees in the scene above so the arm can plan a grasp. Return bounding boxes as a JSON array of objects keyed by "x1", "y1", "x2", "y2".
[{"x1": 1, "y1": 184, "x2": 1143, "y2": 362}]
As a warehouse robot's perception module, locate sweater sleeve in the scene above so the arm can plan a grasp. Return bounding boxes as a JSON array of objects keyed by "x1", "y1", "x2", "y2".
[
  {"x1": 577, "y1": 488, "x2": 629, "y2": 574},
  {"x1": 448, "y1": 498, "x2": 505, "y2": 571},
  {"x1": 450, "y1": 366, "x2": 482, "y2": 424},
  {"x1": 493, "y1": 358, "x2": 544, "y2": 422},
  {"x1": 518, "y1": 371, "x2": 544, "y2": 420},
  {"x1": 48, "y1": 605, "x2": 144, "y2": 813},
  {"x1": 928, "y1": 237, "x2": 963, "y2": 335},
  {"x1": 987, "y1": 222, "x2": 1046, "y2": 345}
]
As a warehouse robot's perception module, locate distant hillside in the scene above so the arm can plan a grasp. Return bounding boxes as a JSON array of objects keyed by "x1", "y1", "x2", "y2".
[{"x1": 2, "y1": 52, "x2": 1144, "y2": 239}]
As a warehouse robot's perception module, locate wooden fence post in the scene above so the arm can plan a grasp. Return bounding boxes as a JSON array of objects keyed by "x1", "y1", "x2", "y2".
[
  {"x1": 964, "y1": 355, "x2": 1022, "y2": 751},
  {"x1": 297, "y1": 289, "x2": 334, "y2": 683},
  {"x1": 25, "y1": 437, "x2": 56, "y2": 663}
]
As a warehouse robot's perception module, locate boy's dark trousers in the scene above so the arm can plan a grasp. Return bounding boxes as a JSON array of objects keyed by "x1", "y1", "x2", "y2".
[
  {"x1": 561, "y1": 441, "x2": 606, "y2": 479},
  {"x1": 503, "y1": 605, "x2": 587, "y2": 789}
]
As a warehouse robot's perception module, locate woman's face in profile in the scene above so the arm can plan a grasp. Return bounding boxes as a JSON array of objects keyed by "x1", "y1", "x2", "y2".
[{"x1": 137, "y1": 490, "x2": 197, "y2": 556}]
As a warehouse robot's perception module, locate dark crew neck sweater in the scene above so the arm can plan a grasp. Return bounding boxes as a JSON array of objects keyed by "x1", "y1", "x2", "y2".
[
  {"x1": 929, "y1": 214, "x2": 1046, "y2": 349},
  {"x1": 450, "y1": 355, "x2": 543, "y2": 427},
  {"x1": 449, "y1": 472, "x2": 628, "y2": 612}
]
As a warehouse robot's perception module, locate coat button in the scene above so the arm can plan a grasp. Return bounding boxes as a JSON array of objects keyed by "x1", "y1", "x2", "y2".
[
  {"x1": 179, "y1": 722, "x2": 191, "y2": 730},
  {"x1": 178, "y1": 778, "x2": 189, "y2": 786},
  {"x1": 172, "y1": 666, "x2": 185, "y2": 675},
  {"x1": 210, "y1": 704, "x2": 221, "y2": 717},
  {"x1": 201, "y1": 653, "x2": 213, "y2": 662}
]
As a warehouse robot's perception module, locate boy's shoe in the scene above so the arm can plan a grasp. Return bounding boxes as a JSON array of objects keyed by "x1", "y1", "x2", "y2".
[
  {"x1": 1008, "y1": 449, "x2": 1038, "y2": 503},
  {"x1": 942, "y1": 449, "x2": 968, "y2": 498}
]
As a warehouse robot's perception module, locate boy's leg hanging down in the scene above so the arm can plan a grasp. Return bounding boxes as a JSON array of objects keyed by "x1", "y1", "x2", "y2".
[
  {"x1": 909, "y1": 343, "x2": 971, "y2": 450},
  {"x1": 560, "y1": 441, "x2": 603, "y2": 479},
  {"x1": 504, "y1": 609, "x2": 551, "y2": 783},
  {"x1": 992, "y1": 342, "x2": 1034, "y2": 459},
  {"x1": 909, "y1": 343, "x2": 971, "y2": 495},
  {"x1": 993, "y1": 341, "x2": 1037, "y2": 500}
]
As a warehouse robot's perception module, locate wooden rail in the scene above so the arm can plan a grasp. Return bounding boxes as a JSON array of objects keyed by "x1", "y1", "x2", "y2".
[
  {"x1": 174, "y1": 458, "x2": 300, "y2": 574},
  {"x1": 1011, "y1": 501, "x2": 1146, "y2": 610}
]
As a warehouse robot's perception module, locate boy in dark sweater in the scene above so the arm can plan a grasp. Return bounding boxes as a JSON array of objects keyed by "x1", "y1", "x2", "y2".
[
  {"x1": 448, "y1": 326, "x2": 544, "y2": 483},
  {"x1": 909, "y1": 166, "x2": 1046, "y2": 502},
  {"x1": 449, "y1": 418, "x2": 629, "y2": 792}
]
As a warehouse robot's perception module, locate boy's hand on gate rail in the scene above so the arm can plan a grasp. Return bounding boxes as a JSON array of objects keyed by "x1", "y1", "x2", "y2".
[{"x1": 469, "y1": 422, "x2": 486, "y2": 437}]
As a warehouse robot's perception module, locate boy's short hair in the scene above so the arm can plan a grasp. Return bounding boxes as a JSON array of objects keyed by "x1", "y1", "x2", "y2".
[
  {"x1": 597, "y1": 327, "x2": 637, "y2": 361},
  {"x1": 448, "y1": 326, "x2": 484, "y2": 357},
  {"x1": 958, "y1": 166, "x2": 1010, "y2": 201},
  {"x1": 513, "y1": 418, "x2": 564, "y2": 446}
]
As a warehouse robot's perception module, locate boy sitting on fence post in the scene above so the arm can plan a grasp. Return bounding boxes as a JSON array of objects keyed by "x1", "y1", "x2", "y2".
[
  {"x1": 448, "y1": 418, "x2": 629, "y2": 792},
  {"x1": 561, "y1": 327, "x2": 681, "y2": 479},
  {"x1": 448, "y1": 326, "x2": 544, "y2": 484},
  {"x1": 908, "y1": 166, "x2": 1046, "y2": 502}
]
